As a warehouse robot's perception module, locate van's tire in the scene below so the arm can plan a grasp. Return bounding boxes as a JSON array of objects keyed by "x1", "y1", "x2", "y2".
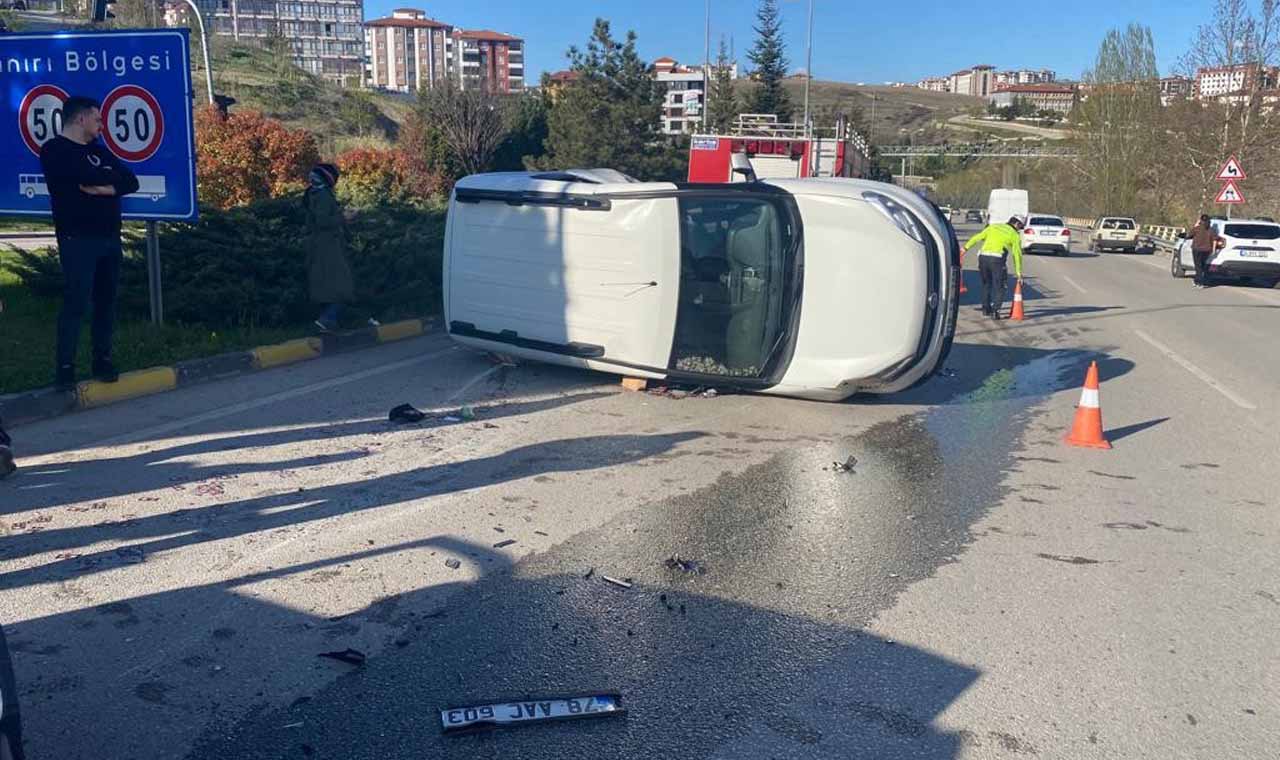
[{"x1": 1170, "y1": 252, "x2": 1185, "y2": 278}]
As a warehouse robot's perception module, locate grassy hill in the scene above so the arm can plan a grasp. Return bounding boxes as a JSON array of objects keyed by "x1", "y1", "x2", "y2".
[
  {"x1": 195, "y1": 41, "x2": 412, "y2": 155},
  {"x1": 779, "y1": 78, "x2": 986, "y2": 143}
]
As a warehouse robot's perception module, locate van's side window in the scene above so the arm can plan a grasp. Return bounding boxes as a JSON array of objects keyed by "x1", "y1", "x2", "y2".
[{"x1": 671, "y1": 196, "x2": 790, "y2": 378}]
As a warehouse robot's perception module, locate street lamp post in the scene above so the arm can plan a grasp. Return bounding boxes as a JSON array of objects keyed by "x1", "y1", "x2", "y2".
[{"x1": 801, "y1": 0, "x2": 813, "y2": 136}]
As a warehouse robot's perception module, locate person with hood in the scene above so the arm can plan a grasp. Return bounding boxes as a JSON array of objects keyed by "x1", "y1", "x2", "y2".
[{"x1": 304, "y1": 163, "x2": 377, "y2": 332}]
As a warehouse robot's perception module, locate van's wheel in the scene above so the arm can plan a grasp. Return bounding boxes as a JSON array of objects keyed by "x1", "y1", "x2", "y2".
[{"x1": 1171, "y1": 252, "x2": 1185, "y2": 278}]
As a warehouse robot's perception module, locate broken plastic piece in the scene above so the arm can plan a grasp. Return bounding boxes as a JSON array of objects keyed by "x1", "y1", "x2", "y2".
[
  {"x1": 445, "y1": 558, "x2": 461, "y2": 570},
  {"x1": 664, "y1": 555, "x2": 706, "y2": 575},
  {"x1": 389, "y1": 403, "x2": 427, "y2": 424},
  {"x1": 317, "y1": 648, "x2": 366, "y2": 665},
  {"x1": 601, "y1": 575, "x2": 632, "y2": 590},
  {"x1": 831, "y1": 455, "x2": 858, "y2": 473},
  {"x1": 493, "y1": 539, "x2": 516, "y2": 549}
]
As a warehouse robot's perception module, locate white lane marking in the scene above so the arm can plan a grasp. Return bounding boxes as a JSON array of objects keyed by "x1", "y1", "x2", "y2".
[
  {"x1": 1132, "y1": 329, "x2": 1257, "y2": 410},
  {"x1": 96, "y1": 345, "x2": 460, "y2": 447},
  {"x1": 1060, "y1": 274, "x2": 1088, "y2": 294},
  {"x1": 1110, "y1": 253, "x2": 1280, "y2": 302}
]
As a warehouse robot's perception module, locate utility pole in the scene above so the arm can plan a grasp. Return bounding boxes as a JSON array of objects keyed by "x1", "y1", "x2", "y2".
[
  {"x1": 802, "y1": 0, "x2": 813, "y2": 136},
  {"x1": 703, "y1": 0, "x2": 710, "y2": 131}
]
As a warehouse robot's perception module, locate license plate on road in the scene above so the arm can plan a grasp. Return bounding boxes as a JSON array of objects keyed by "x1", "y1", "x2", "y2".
[{"x1": 441, "y1": 694, "x2": 624, "y2": 732}]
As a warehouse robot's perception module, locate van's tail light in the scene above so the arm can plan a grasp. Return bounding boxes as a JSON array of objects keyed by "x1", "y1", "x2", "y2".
[{"x1": 1062, "y1": 229, "x2": 1071, "y2": 236}]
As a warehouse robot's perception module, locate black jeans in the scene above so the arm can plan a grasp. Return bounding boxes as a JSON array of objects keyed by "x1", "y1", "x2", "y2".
[
  {"x1": 979, "y1": 254, "x2": 1008, "y2": 314},
  {"x1": 1192, "y1": 249, "x2": 1212, "y2": 285},
  {"x1": 56, "y1": 236, "x2": 122, "y2": 368}
]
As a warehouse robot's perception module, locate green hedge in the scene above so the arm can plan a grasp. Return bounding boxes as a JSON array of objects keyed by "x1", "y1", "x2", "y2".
[{"x1": 4, "y1": 198, "x2": 445, "y2": 329}]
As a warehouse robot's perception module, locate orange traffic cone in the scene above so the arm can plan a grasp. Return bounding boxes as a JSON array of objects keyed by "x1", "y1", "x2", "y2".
[
  {"x1": 1064, "y1": 361, "x2": 1111, "y2": 449},
  {"x1": 958, "y1": 254, "x2": 968, "y2": 294},
  {"x1": 1010, "y1": 279, "x2": 1025, "y2": 321}
]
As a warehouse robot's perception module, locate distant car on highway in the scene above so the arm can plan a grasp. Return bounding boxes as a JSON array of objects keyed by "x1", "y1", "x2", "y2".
[
  {"x1": 964, "y1": 209, "x2": 984, "y2": 224},
  {"x1": 938, "y1": 205, "x2": 953, "y2": 219},
  {"x1": 1089, "y1": 217, "x2": 1140, "y2": 253},
  {"x1": 444, "y1": 169, "x2": 959, "y2": 400},
  {"x1": 0, "y1": 624, "x2": 25, "y2": 760},
  {"x1": 1172, "y1": 217, "x2": 1280, "y2": 287},
  {"x1": 1021, "y1": 215, "x2": 1071, "y2": 256}
]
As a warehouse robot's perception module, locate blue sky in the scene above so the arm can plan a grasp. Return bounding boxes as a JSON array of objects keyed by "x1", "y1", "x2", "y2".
[{"x1": 366, "y1": 1, "x2": 1209, "y2": 83}]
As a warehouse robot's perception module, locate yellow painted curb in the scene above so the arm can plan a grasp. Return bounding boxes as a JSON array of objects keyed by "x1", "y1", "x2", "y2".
[
  {"x1": 376, "y1": 319, "x2": 424, "y2": 343},
  {"x1": 78, "y1": 367, "x2": 177, "y2": 409},
  {"x1": 252, "y1": 337, "x2": 322, "y2": 369}
]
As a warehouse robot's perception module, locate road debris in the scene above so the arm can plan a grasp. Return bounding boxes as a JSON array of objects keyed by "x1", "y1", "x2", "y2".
[
  {"x1": 829, "y1": 455, "x2": 858, "y2": 474},
  {"x1": 664, "y1": 555, "x2": 706, "y2": 575},
  {"x1": 460, "y1": 405, "x2": 477, "y2": 421},
  {"x1": 389, "y1": 403, "x2": 428, "y2": 424},
  {"x1": 583, "y1": 567, "x2": 595, "y2": 580},
  {"x1": 444, "y1": 558, "x2": 461, "y2": 570},
  {"x1": 493, "y1": 539, "x2": 516, "y2": 549},
  {"x1": 115, "y1": 546, "x2": 145, "y2": 564},
  {"x1": 441, "y1": 693, "x2": 625, "y2": 733},
  {"x1": 317, "y1": 648, "x2": 366, "y2": 666},
  {"x1": 602, "y1": 575, "x2": 633, "y2": 590}
]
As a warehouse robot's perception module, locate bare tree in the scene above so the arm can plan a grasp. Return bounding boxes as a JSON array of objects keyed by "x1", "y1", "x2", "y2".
[
  {"x1": 419, "y1": 81, "x2": 512, "y2": 176},
  {"x1": 1179, "y1": 0, "x2": 1280, "y2": 211}
]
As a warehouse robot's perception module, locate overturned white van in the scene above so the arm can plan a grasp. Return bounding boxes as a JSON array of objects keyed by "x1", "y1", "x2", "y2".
[{"x1": 443, "y1": 170, "x2": 959, "y2": 401}]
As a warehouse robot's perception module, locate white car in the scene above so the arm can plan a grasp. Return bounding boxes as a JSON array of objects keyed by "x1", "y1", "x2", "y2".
[
  {"x1": 1021, "y1": 214, "x2": 1071, "y2": 256},
  {"x1": 444, "y1": 169, "x2": 960, "y2": 401},
  {"x1": 1172, "y1": 217, "x2": 1280, "y2": 286}
]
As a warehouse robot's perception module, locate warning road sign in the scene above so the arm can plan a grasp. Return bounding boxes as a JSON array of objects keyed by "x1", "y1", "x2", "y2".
[
  {"x1": 1216, "y1": 156, "x2": 1246, "y2": 181},
  {"x1": 1215, "y1": 180, "x2": 1246, "y2": 204}
]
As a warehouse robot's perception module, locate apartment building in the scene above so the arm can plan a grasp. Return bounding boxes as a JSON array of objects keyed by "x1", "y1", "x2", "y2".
[
  {"x1": 365, "y1": 9, "x2": 451, "y2": 92},
  {"x1": 1195, "y1": 63, "x2": 1279, "y2": 99},
  {"x1": 917, "y1": 77, "x2": 950, "y2": 92},
  {"x1": 654, "y1": 56, "x2": 739, "y2": 135},
  {"x1": 453, "y1": 29, "x2": 525, "y2": 93},
  {"x1": 190, "y1": 0, "x2": 364, "y2": 86},
  {"x1": 1158, "y1": 76, "x2": 1193, "y2": 104},
  {"x1": 950, "y1": 64, "x2": 995, "y2": 97},
  {"x1": 362, "y1": 9, "x2": 524, "y2": 93},
  {"x1": 987, "y1": 83, "x2": 1077, "y2": 114},
  {"x1": 995, "y1": 68, "x2": 1055, "y2": 86}
]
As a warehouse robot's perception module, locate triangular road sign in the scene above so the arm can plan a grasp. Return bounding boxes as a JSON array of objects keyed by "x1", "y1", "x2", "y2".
[
  {"x1": 1216, "y1": 156, "x2": 1247, "y2": 181},
  {"x1": 1215, "y1": 180, "x2": 1246, "y2": 204}
]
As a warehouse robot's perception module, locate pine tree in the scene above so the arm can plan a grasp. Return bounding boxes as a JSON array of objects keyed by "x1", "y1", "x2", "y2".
[
  {"x1": 745, "y1": 0, "x2": 792, "y2": 121},
  {"x1": 706, "y1": 36, "x2": 740, "y2": 133},
  {"x1": 536, "y1": 19, "x2": 666, "y2": 178}
]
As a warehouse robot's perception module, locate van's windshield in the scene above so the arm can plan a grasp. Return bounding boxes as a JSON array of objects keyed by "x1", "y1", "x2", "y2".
[{"x1": 672, "y1": 196, "x2": 794, "y2": 378}]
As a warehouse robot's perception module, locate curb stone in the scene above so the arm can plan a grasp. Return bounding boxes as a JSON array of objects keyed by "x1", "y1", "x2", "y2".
[{"x1": 0, "y1": 317, "x2": 433, "y2": 428}]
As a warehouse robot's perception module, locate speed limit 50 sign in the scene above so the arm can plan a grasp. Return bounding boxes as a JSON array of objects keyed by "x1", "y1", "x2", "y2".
[{"x1": 1, "y1": 29, "x2": 197, "y2": 221}]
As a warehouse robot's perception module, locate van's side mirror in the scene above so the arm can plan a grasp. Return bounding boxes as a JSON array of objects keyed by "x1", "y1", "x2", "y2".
[{"x1": 730, "y1": 153, "x2": 757, "y2": 183}]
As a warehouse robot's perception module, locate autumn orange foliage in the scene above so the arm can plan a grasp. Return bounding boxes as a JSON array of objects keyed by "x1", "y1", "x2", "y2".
[{"x1": 195, "y1": 105, "x2": 320, "y2": 209}]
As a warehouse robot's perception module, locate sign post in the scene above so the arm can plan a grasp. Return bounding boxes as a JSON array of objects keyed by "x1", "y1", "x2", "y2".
[
  {"x1": 1215, "y1": 156, "x2": 1247, "y2": 220},
  {"x1": 1, "y1": 29, "x2": 199, "y2": 324}
]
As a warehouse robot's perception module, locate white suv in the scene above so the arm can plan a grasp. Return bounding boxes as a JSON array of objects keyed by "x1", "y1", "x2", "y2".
[
  {"x1": 1021, "y1": 214, "x2": 1071, "y2": 256},
  {"x1": 1172, "y1": 217, "x2": 1280, "y2": 286}
]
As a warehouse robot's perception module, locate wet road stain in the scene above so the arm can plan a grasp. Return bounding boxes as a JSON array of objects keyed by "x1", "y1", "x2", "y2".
[
  {"x1": 135, "y1": 681, "x2": 173, "y2": 704},
  {"x1": 1089, "y1": 470, "x2": 1136, "y2": 481},
  {"x1": 1036, "y1": 553, "x2": 1101, "y2": 565},
  {"x1": 1186, "y1": 713, "x2": 1198, "y2": 726}
]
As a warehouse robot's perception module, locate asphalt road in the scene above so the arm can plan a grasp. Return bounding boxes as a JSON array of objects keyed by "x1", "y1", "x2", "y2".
[{"x1": 1, "y1": 225, "x2": 1278, "y2": 759}]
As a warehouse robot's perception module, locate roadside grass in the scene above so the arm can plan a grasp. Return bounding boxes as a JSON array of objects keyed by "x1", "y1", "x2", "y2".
[{"x1": 0, "y1": 246, "x2": 306, "y2": 395}]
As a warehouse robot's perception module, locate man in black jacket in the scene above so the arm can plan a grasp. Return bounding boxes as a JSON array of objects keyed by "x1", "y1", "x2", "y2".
[{"x1": 39, "y1": 95, "x2": 139, "y2": 390}]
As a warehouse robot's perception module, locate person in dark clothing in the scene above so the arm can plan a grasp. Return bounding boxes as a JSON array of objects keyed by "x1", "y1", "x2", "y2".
[
  {"x1": 1188, "y1": 214, "x2": 1223, "y2": 289},
  {"x1": 0, "y1": 417, "x2": 13, "y2": 480},
  {"x1": 304, "y1": 163, "x2": 377, "y2": 332},
  {"x1": 39, "y1": 95, "x2": 139, "y2": 390}
]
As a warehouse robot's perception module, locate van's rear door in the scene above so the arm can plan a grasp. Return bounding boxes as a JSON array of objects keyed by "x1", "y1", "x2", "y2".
[{"x1": 446, "y1": 177, "x2": 681, "y2": 372}]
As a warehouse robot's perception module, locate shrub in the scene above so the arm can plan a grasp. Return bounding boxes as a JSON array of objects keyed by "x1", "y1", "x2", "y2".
[
  {"x1": 3, "y1": 199, "x2": 446, "y2": 329},
  {"x1": 335, "y1": 147, "x2": 448, "y2": 208},
  {"x1": 195, "y1": 106, "x2": 320, "y2": 210}
]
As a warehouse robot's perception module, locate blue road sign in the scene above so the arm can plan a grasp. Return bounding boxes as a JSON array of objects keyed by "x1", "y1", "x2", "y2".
[{"x1": 0, "y1": 28, "x2": 197, "y2": 221}]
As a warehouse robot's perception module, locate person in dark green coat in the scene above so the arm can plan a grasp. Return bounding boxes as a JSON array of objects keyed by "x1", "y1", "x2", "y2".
[{"x1": 305, "y1": 163, "x2": 377, "y2": 332}]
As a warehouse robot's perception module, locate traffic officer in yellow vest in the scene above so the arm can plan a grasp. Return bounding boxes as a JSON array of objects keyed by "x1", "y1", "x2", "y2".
[{"x1": 961, "y1": 216, "x2": 1024, "y2": 320}]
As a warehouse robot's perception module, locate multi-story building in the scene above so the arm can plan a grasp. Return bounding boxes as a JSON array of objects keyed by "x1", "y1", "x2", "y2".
[
  {"x1": 190, "y1": 0, "x2": 364, "y2": 86},
  {"x1": 364, "y1": 9, "x2": 451, "y2": 92},
  {"x1": 1158, "y1": 76, "x2": 1193, "y2": 104},
  {"x1": 987, "y1": 83, "x2": 1077, "y2": 114},
  {"x1": 950, "y1": 65, "x2": 995, "y2": 97},
  {"x1": 995, "y1": 68, "x2": 1056, "y2": 86},
  {"x1": 654, "y1": 56, "x2": 738, "y2": 135},
  {"x1": 361, "y1": 9, "x2": 524, "y2": 93},
  {"x1": 1195, "y1": 63, "x2": 1279, "y2": 99},
  {"x1": 917, "y1": 77, "x2": 950, "y2": 92},
  {"x1": 453, "y1": 29, "x2": 525, "y2": 93}
]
